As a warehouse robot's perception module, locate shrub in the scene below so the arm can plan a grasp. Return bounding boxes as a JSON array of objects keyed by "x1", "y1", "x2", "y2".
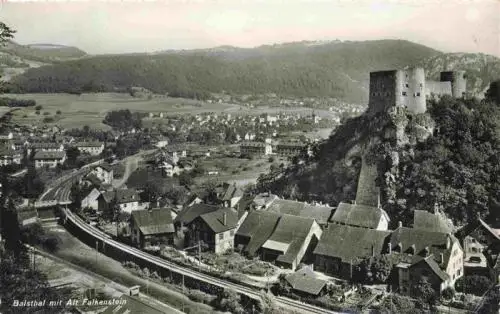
[
  {"x1": 455, "y1": 275, "x2": 492, "y2": 296},
  {"x1": 56, "y1": 110, "x2": 62, "y2": 115},
  {"x1": 187, "y1": 289, "x2": 214, "y2": 304},
  {"x1": 43, "y1": 111, "x2": 50, "y2": 116},
  {"x1": 442, "y1": 287, "x2": 455, "y2": 300},
  {"x1": 35, "y1": 105, "x2": 42, "y2": 111}
]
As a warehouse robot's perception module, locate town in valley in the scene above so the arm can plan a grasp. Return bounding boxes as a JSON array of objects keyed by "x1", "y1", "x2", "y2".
[{"x1": 1, "y1": 2, "x2": 500, "y2": 314}]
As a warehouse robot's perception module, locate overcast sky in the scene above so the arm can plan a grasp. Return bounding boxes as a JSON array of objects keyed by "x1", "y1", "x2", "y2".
[{"x1": 1, "y1": 0, "x2": 499, "y2": 56}]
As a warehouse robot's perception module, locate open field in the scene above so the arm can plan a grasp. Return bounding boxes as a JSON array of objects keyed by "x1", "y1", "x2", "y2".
[{"x1": 5, "y1": 93, "x2": 337, "y2": 130}]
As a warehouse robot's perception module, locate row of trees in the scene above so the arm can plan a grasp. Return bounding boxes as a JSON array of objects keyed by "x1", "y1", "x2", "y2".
[{"x1": 0, "y1": 97, "x2": 36, "y2": 107}]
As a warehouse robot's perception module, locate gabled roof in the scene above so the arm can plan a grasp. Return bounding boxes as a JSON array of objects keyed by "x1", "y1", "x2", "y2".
[
  {"x1": 263, "y1": 214, "x2": 317, "y2": 265},
  {"x1": 94, "y1": 162, "x2": 112, "y2": 172},
  {"x1": 84, "y1": 173, "x2": 102, "y2": 187},
  {"x1": 101, "y1": 189, "x2": 140, "y2": 204},
  {"x1": 33, "y1": 151, "x2": 66, "y2": 160},
  {"x1": 200, "y1": 207, "x2": 238, "y2": 233},
  {"x1": 285, "y1": 266, "x2": 327, "y2": 296},
  {"x1": 329, "y1": 202, "x2": 389, "y2": 229},
  {"x1": 413, "y1": 210, "x2": 453, "y2": 234},
  {"x1": 265, "y1": 199, "x2": 334, "y2": 225},
  {"x1": 390, "y1": 227, "x2": 458, "y2": 268},
  {"x1": 240, "y1": 141, "x2": 266, "y2": 147},
  {"x1": 478, "y1": 218, "x2": 500, "y2": 241},
  {"x1": 174, "y1": 203, "x2": 219, "y2": 225},
  {"x1": 236, "y1": 211, "x2": 282, "y2": 256},
  {"x1": 411, "y1": 256, "x2": 450, "y2": 282},
  {"x1": 131, "y1": 208, "x2": 174, "y2": 235},
  {"x1": 75, "y1": 141, "x2": 103, "y2": 148},
  {"x1": 313, "y1": 224, "x2": 390, "y2": 262}
]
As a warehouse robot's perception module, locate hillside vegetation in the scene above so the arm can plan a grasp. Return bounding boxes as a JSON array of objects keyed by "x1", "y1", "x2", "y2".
[
  {"x1": 257, "y1": 93, "x2": 500, "y2": 227},
  {"x1": 8, "y1": 40, "x2": 441, "y2": 103}
]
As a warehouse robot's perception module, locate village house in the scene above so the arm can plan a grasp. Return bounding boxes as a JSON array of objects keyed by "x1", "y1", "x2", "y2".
[
  {"x1": 74, "y1": 141, "x2": 105, "y2": 156},
  {"x1": 412, "y1": 207, "x2": 454, "y2": 234},
  {"x1": 98, "y1": 189, "x2": 143, "y2": 214},
  {"x1": 33, "y1": 151, "x2": 67, "y2": 168},
  {"x1": 179, "y1": 206, "x2": 239, "y2": 254},
  {"x1": 261, "y1": 214, "x2": 322, "y2": 270},
  {"x1": 0, "y1": 147, "x2": 22, "y2": 166},
  {"x1": 89, "y1": 163, "x2": 114, "y2": 185},
  {"x1": 163, "y1": 145, "x2": 187, "y2": 164},
  {"x1": 463, "y1": 235, "x2": 488, "y2": 270},
  {"x1": 130, "y1": 208, "x2": 175, "y2": 249},
  {"x1": 329, "y1": 202, "x2": 390, "y2": 231},
  {"x1": 81, "y1": 188, "x2": 101, "y2": 210},
  {"x1": 390, "y1": 226, "x2": 464, "y2": 296},
  {"x1": 275, "y1": 142, "x2": 308, "y2": 157},
  {"x1": 215, "y1": 182, "x2": 244, "y2": 208},
  {"x1": 17, "y1": 208, "x2": 39, "y2": 227},
  {"x1": 235, "y1": 211, "x2": 282, "y2": 257},
  {"x1": 313, "y1": 224, "x2": 391, "y2": 278},
  {"x1": 285, "y1": 266, "x2": 328, "y2": 297},
  {"x1": 239, "y1": 141, "x2": 272, "y2": 156},
  {"x1": 28, "y1": 142, "x2": 65, "y2": 155},
  {"x1": 160, "y1": 158, "x2": 180, "y2": 177},
  {"x1": 264, "y1": 199, "x2": 334, "y2": 227}
]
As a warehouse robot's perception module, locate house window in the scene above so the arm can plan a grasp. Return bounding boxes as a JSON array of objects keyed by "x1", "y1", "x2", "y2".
[
  {"x1": 416, "y1": 92, "x2": 421, "y2": 96},
  {"x1": 219, "y1": 233, "x2": 224, "y2": 240},
  {"x1": 405, "y1": 83, "x2": 409, "y2": 88},
  {"x1": 402, "y1": 92, "x2": 407, "y2": 96}
]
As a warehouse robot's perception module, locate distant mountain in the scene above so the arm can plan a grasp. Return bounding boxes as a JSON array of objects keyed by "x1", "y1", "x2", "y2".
[
  {"x1": 6, "y1": 39, "x2": 500, "y2": 103},
  {"x1": 0, "y1": 41, "x2": 87, "y2": 81},
  {"x1": 8, "y1": 39, "x2": 443, "y2": 102}
]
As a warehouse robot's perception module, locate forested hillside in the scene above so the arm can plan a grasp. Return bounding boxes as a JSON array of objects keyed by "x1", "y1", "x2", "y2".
[
  {"x1": 8, "y1": 40, "x2": 440, "y2": 103},
  {"x1": 256, "y1": 91, "x2": 500, "y2": 228}
]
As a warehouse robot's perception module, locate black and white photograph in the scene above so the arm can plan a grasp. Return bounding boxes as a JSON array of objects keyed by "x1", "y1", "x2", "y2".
[{"x1": 0, "y1": 0, "x2": 499, "y2": 313}]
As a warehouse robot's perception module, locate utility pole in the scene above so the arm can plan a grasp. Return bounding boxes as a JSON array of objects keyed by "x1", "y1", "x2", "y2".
[
  {"x1": 95, "y1": 240, "x2": 98, "y2": 265},
  {"x1": 198, "y1": 241, "x2": 201, "y2": 273},
  {"x1": 182, "y1": 273, "x2": 185, "y2": 312}
]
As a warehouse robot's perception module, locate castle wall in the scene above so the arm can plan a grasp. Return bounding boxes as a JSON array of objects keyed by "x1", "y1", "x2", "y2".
[
  {"x1": 399, "y1": 68, "x2": 426, "y2": 114},
  {"x1": 440, "y1": 71, "x2": 467, "y2": 98},
  {"x1": 369, "y1": 70, "x2": 398, "y2": 114},
  {"x1": 355, "y1": 154, "x2": 380, "y2": 207},
  {"x1": 368, "y1": 68, "x2": 466, "y2": 115},
  {"x1": 425, "y1": 81, "x2": 452, "y2": 97}
]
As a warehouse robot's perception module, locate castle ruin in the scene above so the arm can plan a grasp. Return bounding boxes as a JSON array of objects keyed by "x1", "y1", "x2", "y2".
[{"x1": 368, "y1": 68, "x2": 467, "y2": 115}]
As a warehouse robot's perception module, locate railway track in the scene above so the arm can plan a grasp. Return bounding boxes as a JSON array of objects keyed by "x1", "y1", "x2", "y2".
[{"x1": 63, "y1": 208, "x2": 339, "y2": 314}]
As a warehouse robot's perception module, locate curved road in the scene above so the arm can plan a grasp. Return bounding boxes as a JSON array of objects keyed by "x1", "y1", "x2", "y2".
[{"x1": 62, "y1": 207, "x2": 339, "y2": 314}]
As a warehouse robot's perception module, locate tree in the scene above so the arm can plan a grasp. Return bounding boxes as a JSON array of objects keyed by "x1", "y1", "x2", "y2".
[
  {"x1": 412, "y1": 278, "x2": 438, "y2": 309},
  {"x1": 66, "y1": 146, "x2": 80, "y2": 168},
  {"x1": 485, "y1": 80, "x2": 500, "y2": 105},
  {"x1": 355, "y1": 255, "x2": 393, "y2": 283},
  {"x1": 0, "y1": 22, "x2": 15, "y2": 92},
  {"x1": 214, "y1": 289, "x2": 244, "y2": 314},
  {"x1": 178, "y1": 171, "x2": 194, "y2": 187}
]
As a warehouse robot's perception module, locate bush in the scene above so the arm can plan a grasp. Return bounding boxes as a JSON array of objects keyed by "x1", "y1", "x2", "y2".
[
  {"x1": 56, "y1": 110, "x2": 61, "y2": 115},
  {"x1": 42, "y1": 237, "x2": 59, "y2": 252},
  {"x1": 43, "y1": 117, "x2": 54, "y2": 123},
  {"x1": 35, "y1": 110, "x2": 40, "y2": 115},
  {"x1": 455, "y1": 275, "x2": 492, "y2": 296},
  {"x1": 187, "y1": 289, "x2": 214, "y2": 304},
  {"x1": 43, "y1": 111, "x2": 50, "y2": 116},
  {"x1": 35, "y1": 105, "x2": 42, "y2": 111},
  {"x1": 442, "y1": 287, "x2": 455, "y2": 300}
]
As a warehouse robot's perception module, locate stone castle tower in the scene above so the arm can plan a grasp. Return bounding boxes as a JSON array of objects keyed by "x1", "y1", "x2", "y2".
[{"x1": 368, "y1": 67, "x2": 467, "y2": 115}]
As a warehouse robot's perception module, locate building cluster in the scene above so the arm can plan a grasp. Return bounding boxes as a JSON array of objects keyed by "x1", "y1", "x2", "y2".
[
  {"x1": 0, "y1": 129, "x2": 106, "y2": 168},
  {"x1": 239, "y1": 138, "x2": 313, "y2": 158}
]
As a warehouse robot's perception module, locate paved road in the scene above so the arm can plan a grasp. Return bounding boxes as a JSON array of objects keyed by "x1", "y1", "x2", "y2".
[{"x1": 63, "y1": 207, "x2": 339, "y2": 314}]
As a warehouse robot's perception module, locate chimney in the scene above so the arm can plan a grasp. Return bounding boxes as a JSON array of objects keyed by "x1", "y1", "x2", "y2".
[
  {"x1": 433, "y1": 202, "x2": 439, "y2": 214},
  {"x1": 223, "y1": 212, "x2": 227, "y2": 226},
  {"x1": 387, "y1": 243, "x2": 392, "y2": 254},
  {"x1": 409, "y1": 244, "x2": 416, "y2": 255},
  {"x1": 398, "y1": 221, "x2": 402, "y2": 228},
  {"x1": 371, "y1": 245, "x2": 375, "y2": 257},
  {"x1": 439, "y1": 253, "x2": 444, "y2": 264},
  {"x1": 424, "y1": 246, "x2": 430, "y2": 257},
  {"x1": 446, "y1": 234, "x2": 451, "y2": 249}
]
